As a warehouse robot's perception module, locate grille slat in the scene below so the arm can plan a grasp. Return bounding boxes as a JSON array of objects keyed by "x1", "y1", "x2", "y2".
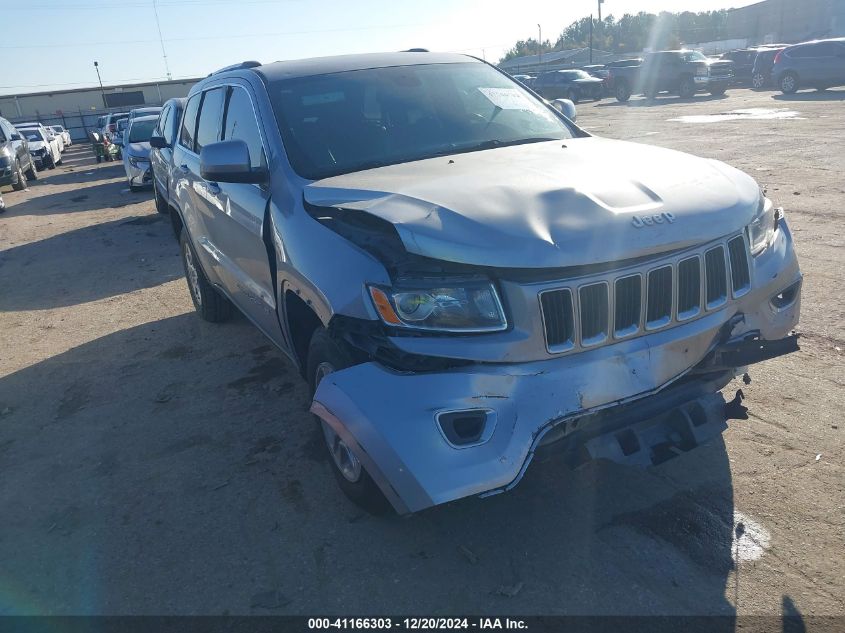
[
  {"x1": 705, "y1": 247, "x2": 728, "y2": 306},
  {"x1": 677, "y1": 256, "x2": 701, "y2": 317},
  {"x1": 579, "y1": 283, "x2": 609, "y2": 344},
  {"x1": 727, "y1": 236, "x2": 751, "y2": 294},
  {"x1": 646, "y1": 266, "x2": 673, "y2": 325},
  {"x1": 614, "y1": 275, "x2": 641, "y2": 335},
  {"x1": 540, "y1": 289, "x2": 574, "y2": 349}
]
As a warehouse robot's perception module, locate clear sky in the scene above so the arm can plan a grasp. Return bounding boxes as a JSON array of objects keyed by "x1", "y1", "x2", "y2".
[{"x1": 1, "y1": 0, "x2": 760, "y2": 96}]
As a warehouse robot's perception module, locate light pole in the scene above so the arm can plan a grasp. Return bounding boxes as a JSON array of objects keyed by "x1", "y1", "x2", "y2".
[
  {"x1": 93, "y1": 61, "x2": 107, "y2": 108},
  {"x1": 537, "y1": 23, "x2": 542, "y2": 68}
]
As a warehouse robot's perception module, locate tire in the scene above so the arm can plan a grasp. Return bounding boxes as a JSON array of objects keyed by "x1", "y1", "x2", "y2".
[
  {"x1": 780, "y1": 71, "x2": 798, "y2": 94},
  {"x1": 751, "y1": 72, "x2": 766, "y2": 90},
  {"x1": 153, "y1": 182, "x2": 169, "y2": 214},
  {"x1": 710, "y1": 86, "x2": 727, "y2": 96},
  {"x1": 615, "y1": 80, "x2": 631, "y2": 102},
  {"x1": 307, "y1": 328, "x2": 392, "y2": 516},
  {"x1": 678, "y1": 76, "x2": 696, "y2": 99},
  {"x1": 11, "y1": 160, "x2": 27, "y2": 191},
  {"x1": 179, "y1": 229, "x2": 233, "y2": 323},
  {"x1": 25, "y1": 158, "x2": 38, "y2": 181},
  {"x1": 46, "y1": 153, "x2": 56, "y2": 170},
  {"x1": 129, "y1": 183, "x2": 142, "y2": 193}
]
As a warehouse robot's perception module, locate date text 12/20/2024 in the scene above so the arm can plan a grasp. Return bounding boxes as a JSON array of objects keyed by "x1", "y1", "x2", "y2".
[{"x1": 308, "y1": 618, "x2": 528, "y2": 630}]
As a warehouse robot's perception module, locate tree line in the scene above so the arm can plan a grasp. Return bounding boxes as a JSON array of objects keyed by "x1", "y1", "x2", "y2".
[{"x1": 500, "y1": 10, "x2": 730, "y2": 62}]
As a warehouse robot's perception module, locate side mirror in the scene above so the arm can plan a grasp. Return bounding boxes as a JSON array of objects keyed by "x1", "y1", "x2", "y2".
[
  {"x1": 551, "y1": 98, "x2": 577, "y2": 122},
  {"x1": 149, "y1": 135, "x2": 168, "y2": 149},
  {"x1": 200, "y1": 139, "x2": 267, "y2": 184}
]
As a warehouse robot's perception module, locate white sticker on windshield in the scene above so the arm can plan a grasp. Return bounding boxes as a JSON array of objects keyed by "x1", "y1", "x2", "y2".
[{"x1": 478, "y1": 87, "x2": 538, "y2": 111}]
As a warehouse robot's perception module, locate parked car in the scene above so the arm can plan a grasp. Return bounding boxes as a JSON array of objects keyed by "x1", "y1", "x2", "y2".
[
  {"x1": 720, "y1": 48, "x2": 764, "y2": 84},
  {"x1": 772, "y1": 38, "x2": 845, "y2": 93},
  {"x1": 610, "y1": 50, "x2": 733, "y2": 101},
  {"x1": 0, "y1": 116, "x2": 38, "y2": 191},
  {"x1": 158, "y1": 53, "x2": 801, "y2": 515},
  {"x1": 16, "y1": 121, "x2": 63, "y2": 153},
  {"x1": 49, "y1": 125, "x2": 72, "y2": 147},
  {"x1": 128, "y1": 106, "x2": 163, "y2": 121},
  {"x1": 17, "y1": 125, "x2": 61, "y2": 169},
  {"x1": 96, "y1": 111, "x2": 130, "y2": 140},
  {"x1": 149, "y1": 97, "x2": 186, "y2": 224},
  {"x1": 122, "y1": 115, "x2": 158, "y2": 191},
  {"x1": 533, "y1": 69, "x2": 604, "y2": 102},
  {"x1": 751, "y1": 47, "x2": 787, "y2": 89}
]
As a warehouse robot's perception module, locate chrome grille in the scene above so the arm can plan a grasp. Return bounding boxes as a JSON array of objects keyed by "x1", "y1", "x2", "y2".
[
  {"x1": 727, "y1": 236, "x2": 750, "y2": 295},
  {"x1": 539, "y1": 289, "x2": 574, "y2": 350},
  {"x1": 677, "y1": 256, "x2": 702, "y2": 318},
  {"x1": 705, "y1": 246, "x2": 728, "y2": 307},
  {"x1": 579, "y1": 283, "x2": 609, "y2": 345},
  {"x1": 539, "y1": 234, "x2": 742, "y2": 354},
  {"x1": 646, "y1": 266, "x2": 673, "y2": 327},
  {"x1": 614, "y1": 275, "x2": 641, "y2": 336}
]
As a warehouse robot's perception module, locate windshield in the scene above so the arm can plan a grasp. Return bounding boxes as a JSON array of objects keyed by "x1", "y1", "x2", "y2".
[
  {"x1": 270, "y1": 62, "x2": 574, "y2": 180},
  {"x1": 681, "y1": 51, "x2": 707, "y2": 62},
  {"x1": 562, "y1": 70, "x2": 591, "y2": 79},
  {"x1": 128, "y1": 119, "x2": 156, "y2": 143},
  {"x1": 21, "y1": 129, "x2": 42, "y2": 141},
  {"x1": 51, "y1": 126, "x2": 63, "y2": 132}
]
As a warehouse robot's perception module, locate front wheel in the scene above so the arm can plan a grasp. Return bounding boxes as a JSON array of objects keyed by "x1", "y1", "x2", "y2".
[
  {"x1": 11, "y1": 160, "x2": 27, "y2": 191},
  {"x1": 780, "y1": 72, "x2": 798, "y2": 94},
  {"x1": 25, "y1": 158, "x2": 38, "y2": 180},
  {"x1": 615, "y1": 80, "x2": 631, "y2": 102},
  {"x1": 678, "y1": 76, "x2": 696, "y2": 99},
  {"x1": 153, "y1": 182, "x2": 169, "y2": 214},
  {"x1": 307, "y1": 328, "x2": 392, "y2": 515},
  {"x1": 751, "y1": 72, "x2": 766, "y2": 89},
  {"x1": 710, "y1": 86, "x2": 727, "y2": 96},
  {"x1": 179, "y1": 229, "x2": 232, "y2": 322}
]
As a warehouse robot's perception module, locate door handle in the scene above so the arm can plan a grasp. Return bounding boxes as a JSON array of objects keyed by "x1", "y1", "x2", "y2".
[{"x1": 178, "y1": 164, "x2": 189, "y2": 174}]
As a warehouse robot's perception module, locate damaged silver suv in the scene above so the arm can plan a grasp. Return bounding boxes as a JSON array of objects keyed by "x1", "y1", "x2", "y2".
[{"x1": 163, "y1": 52, "x2": 801, "y2": 515}]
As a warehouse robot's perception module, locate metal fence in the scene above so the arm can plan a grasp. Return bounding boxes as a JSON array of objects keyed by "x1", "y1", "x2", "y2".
[{"x1": 7, "y1": 108, "x2": 131, "y2": 144}]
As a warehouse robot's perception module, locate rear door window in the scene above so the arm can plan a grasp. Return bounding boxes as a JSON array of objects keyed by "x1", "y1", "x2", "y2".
[
  {"x1": 195, "y1": 87, "x2": 226, "y2": 152},
  {"x1": 178, "y1": 94, "x2": 201, "y2": 152},
  {"x1": 221, "y1": 87, "x2": 265, "y2": 170}
]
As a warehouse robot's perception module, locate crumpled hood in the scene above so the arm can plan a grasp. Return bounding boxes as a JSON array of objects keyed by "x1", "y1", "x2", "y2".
[
  {"x1": 305, "y1": 137, "x2": 760, "y2": 268},
  {"x1": 127, "y1": 142, "x2": 151, "y2": 159}
]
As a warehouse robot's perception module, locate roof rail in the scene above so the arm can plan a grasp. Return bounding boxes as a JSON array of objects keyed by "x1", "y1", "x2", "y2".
[
  {"x1": 207, "y1": 60, "x2": 262, "y2": 77},
  {"x1": 402, "y1": 48, "x2": 429, "y2": 53}
]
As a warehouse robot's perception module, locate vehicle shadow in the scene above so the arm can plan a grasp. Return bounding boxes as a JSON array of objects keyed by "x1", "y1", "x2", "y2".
[
  {"x1": 0, "y1": 214, "x2": 180, "y2": 311},
  {"x1": 772, "y1": 89, "x2": 845, "y2": 101},
  {"x1": 597, "y1": 93, "x2": 731, "y2": 108},
  {"x1": 6, "y1": 179, "x2": 143, "y2": 216},
  {"x1": 0, "y1": 310, "x2": 740, "y2": 618}
]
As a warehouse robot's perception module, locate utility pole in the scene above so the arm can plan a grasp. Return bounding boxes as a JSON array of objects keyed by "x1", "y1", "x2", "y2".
[
  {"x1": 152, "y1": 0, "x2": 172, "y2": 81},
  {"x1": 598, "y1": 0, "x2": 603, "y2": 24},
  {"x1": 590, "y1": 15, "x2": 594, "y2": 64},
  {"x1": 93, "y1": 61, "x2": 107, "y2": 108},
  {"x1": 537, "y1": 24, "x2": 542, "y2": 68}
]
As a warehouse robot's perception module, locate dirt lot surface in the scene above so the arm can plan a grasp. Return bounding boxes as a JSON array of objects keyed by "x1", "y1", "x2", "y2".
[{"x1": 0, "y1": 88, "x2": 842, "y2": 619}]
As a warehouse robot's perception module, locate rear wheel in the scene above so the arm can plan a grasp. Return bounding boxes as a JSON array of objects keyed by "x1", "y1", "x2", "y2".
[
  {"x1": 751, "y1": 72, "x2": 766, "y2": 89},
  {"x1": 678, "y1": 76, "x2": 696, "y2": 99},
  {"x1": 25, "y1": 158, "x2": 38, "y2": 180},
  {"x1": 780, "y1": 71, "x2": 798, "y2": 94},
  {"x1": 11, "y1": 160, "x2": 27, "y2": 191},
  {"x1": 179, "y1": 229, "x2": 232, "y2": 322},
  {"x1": 307, "y1": 328, "x2": 392, "y2": 515},
  {"x1": 709, "y1": 86, "x2": 727, "y2": 96}
]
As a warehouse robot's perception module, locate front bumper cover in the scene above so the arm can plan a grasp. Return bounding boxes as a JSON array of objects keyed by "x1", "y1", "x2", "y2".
[{"x1": 312, "y1": 223, "x2": 802, "y2": 514}]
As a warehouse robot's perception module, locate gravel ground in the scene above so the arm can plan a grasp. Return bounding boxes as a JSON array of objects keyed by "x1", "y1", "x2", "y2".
[{"x1": 0, "y1": 88, "x2": 842, "y2": 619}]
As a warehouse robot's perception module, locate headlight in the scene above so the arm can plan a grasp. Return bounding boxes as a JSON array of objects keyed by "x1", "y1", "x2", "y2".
[
  {"x1": 747, "y1": 193, "x2": 778, "y2": 256},
  {"x1": 369, "y1": 280, "x2": 507, "y2": 332}
]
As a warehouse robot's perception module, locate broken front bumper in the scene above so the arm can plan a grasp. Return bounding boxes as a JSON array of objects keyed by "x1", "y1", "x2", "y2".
[{"x1": 312, "y1": 224, "x2": 801, "y2": 514}]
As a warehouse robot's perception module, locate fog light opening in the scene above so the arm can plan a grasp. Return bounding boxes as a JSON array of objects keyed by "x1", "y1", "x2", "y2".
[
  {"x1": 770, "y1": 281, "x2": 800, "y2": 310},
  {"x1": 437, "y1": 409, "x2": 496, "y2": 448}
]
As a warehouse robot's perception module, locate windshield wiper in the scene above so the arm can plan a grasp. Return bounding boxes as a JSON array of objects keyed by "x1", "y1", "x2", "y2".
[{"x1": 426, "y1": 137, "x2": 559, "y2": 159}]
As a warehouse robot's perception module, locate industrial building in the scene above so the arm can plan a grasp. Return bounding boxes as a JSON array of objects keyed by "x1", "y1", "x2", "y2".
[{"x1": 0, "y1": 77, "x2": 200, "y2": 142}]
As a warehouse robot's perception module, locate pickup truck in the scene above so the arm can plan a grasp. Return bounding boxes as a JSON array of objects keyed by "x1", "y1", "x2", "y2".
[
  {"x1": 610, "y1": 50, "x2": 734, "y2": 101},
  {"x1": 153, "y1": 52, "x2": 800, "y2": 515}
]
